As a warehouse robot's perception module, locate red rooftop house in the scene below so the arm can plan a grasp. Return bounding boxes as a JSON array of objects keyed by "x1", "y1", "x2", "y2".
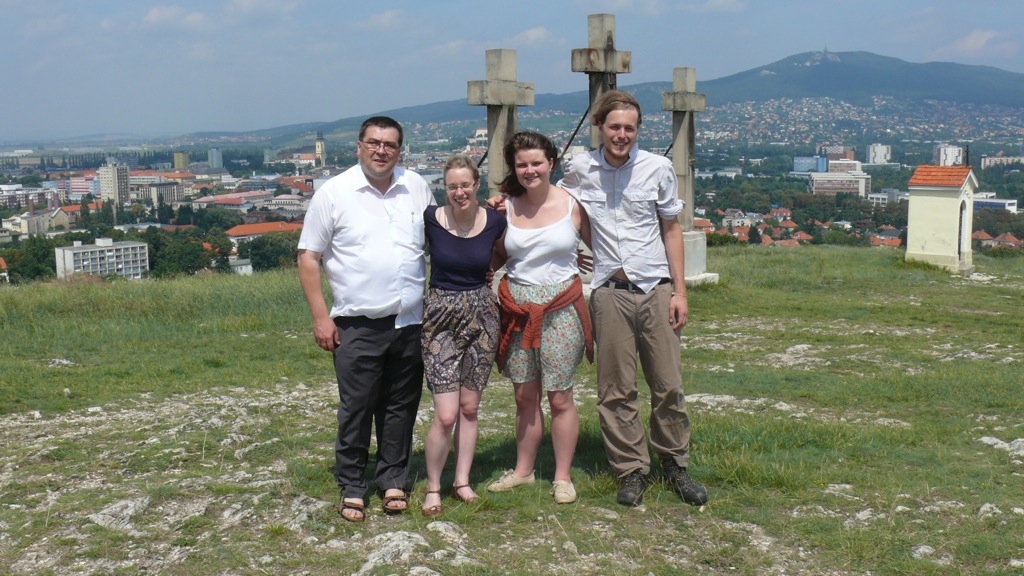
[
  {"x1": 225, "y1": 221, "x2": 303, "y2": 250},
  {"x1": 905, "y1": 165, "x2": 977, "y2": 274}
]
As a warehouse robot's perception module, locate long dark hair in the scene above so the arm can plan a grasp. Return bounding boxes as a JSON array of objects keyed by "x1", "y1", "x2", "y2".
[{"x1": 498, "y1": 131, "x2": 558, "y2": 197}]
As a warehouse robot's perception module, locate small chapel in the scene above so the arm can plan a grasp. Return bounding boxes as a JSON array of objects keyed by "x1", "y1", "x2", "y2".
[{"x1": 904, "y1": 165, "x2": 978, "y2": 274}]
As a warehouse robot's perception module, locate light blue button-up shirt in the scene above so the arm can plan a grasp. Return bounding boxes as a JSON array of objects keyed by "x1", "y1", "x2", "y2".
[{"x1": 559, "y1": 144, "x2": 683, "y2": 293}]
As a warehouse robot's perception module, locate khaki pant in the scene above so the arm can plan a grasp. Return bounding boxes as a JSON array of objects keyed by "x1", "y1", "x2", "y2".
[{"x1": 590, "y1": 282, "x2": 691, "y2": 477}]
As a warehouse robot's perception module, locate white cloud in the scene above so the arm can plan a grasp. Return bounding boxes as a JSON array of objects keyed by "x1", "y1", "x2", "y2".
[
  {"x1": 951, "y1": 30, "x2": 999, "y2": 55},
  {"x1": 182, "y1": 12, "x2": 212, "y2": 30},
  {"x1": 933, "y1": 29, "x2": 1019, "y2": 61},
  {"x1": 186, "y1": 41, "x2": 214, "y2": 61},
  {"x1": 22, "y1": 13, "x2": 69, "y2": 35},
  {"x1": 429, "y1": 27, "x2": 558, "y2": 60},
  {"x1": 357, "y1": 9, "x2": 405, "y2": 29},
  {"x1": 142, "y1": 6, "x2": 211, "y2": 31},
  {"x1": 575, "y1": 0, "x2": 666, "y2": 15},
  {"x1": 430, "y1": 39, "x2": 477, "y2": 57},
  {"x1": 510, "y1": 27, "x2": 554, "y2": 46},
  {"x1": 226, "y1": 0, "x2": 301, "y2": 15},
  {"x1": 680, "y1": 0, "x2": 746, "y2": 13},
  {"x1": 576, "y1": 0, "x2": 744, "y2": 15},
  {"x1": 143, "y1": 5, "x2": 183, "y2": 26}
]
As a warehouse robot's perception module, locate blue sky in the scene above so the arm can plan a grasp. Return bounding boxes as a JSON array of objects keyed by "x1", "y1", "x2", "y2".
[{"x1": 5, "y1": 0, "x2": 1022, "y2": 141}]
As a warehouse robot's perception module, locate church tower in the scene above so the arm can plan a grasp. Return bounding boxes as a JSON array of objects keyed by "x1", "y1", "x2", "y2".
[{"x1": 315, "y1": 131, "x2": 326, "y2": 167}]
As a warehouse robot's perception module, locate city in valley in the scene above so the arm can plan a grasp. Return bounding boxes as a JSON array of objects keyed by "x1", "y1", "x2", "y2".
[{"x1": 1, "y1": 94, "x2": 1022, "y2": 284}]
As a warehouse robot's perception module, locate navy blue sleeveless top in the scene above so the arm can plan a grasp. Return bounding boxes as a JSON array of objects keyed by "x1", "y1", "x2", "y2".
[{"x1": 424, "y1": 206, "x2": 506, "y2": 291}]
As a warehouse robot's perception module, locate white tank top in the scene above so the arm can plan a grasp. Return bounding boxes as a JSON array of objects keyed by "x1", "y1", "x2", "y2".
[{"x1": 504, "y1": 195, "x2": 580, "y2": 286}]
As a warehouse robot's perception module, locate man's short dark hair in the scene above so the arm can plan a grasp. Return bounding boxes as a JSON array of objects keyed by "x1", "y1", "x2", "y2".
[{"x1": 359, "y1": 116, "x2": 404, "y2": 146}]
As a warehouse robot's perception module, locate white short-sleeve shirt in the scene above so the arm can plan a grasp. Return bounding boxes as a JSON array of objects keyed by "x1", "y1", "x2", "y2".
[{"x1": 298, "y1": 164, "x2": 435, "y2": 328}]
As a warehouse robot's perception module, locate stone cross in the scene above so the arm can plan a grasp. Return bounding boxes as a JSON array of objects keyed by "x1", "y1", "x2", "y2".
[
  {"x1": 663, "y1": 67, "x2": 717, "y2": 285},
  {"x1": 571, "y1": 13, "x2": 631, "y2": 149},
  {"x1": 467, "y1": 49, "x2": 534, "y2": 192},
  {"x1": 662, "y1": 67, "x2": 706, "y2": 232}
]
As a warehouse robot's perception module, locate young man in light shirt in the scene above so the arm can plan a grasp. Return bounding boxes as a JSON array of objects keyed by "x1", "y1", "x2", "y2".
[{"x1": 559, "y1": 90, "x2": 708, "y2": 507}]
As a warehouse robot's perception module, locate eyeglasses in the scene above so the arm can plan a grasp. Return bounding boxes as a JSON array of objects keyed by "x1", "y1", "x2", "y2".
[
  {"x1": 360, "y1": 139, "x2": 400, "y2": 154},
  {"x1": 445, "y1": 183, "x2": 476, "y2": 192}
]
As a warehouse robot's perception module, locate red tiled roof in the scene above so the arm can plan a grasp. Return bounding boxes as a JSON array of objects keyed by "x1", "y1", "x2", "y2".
[
  {"x1": 0, "y1": 257, "x2": 7, "y2": 270},
  {"x1": 226, "y1": 221, "x2": 303, "y2": 236},
  {"x1": 992, "y1": 232, "x2": 1022, "y2": 247},
  {"x1": 871, "y1": 236, "x2": 903, "y2": 248},
  {"x1": 779, "y1": 219, "x2": 798, "y2": 229},
  {"x1": 972, "y1": 230, "x2": 994, "y2": 240},
  {"x1": 908, "y1": 165, "x2": 973, "y2": 188}
]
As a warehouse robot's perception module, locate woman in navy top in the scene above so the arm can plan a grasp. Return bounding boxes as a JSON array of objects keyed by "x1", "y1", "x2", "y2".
[{"x1": 420, "y1": 154, "x2": 506, "y2": 517}]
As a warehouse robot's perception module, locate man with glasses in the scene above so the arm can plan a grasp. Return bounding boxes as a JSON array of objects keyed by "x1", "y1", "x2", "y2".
[{"x1": 298, "y1": 116, "x2": 434, "y2": 522}]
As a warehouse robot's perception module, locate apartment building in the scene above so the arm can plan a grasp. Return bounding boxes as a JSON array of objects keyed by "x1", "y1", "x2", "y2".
[
  {"x1": 934, "y1": 143, "x2": 964, "y2": 167},
  {"x1": 867, "y1": 143, "x2": 891, "y2": 164},
  {"x1": 807, "y1": 171, "x2": 872, "y2": 197},
  {"x1": 980, "y1": 156, "x2": 1024, "y2": 170},
  {"x1": 55, "y1": 237, "x2": 149, "y2": 280},
  {"x1": 98, "y1": 165, "x2": 130, "y2": 208}
]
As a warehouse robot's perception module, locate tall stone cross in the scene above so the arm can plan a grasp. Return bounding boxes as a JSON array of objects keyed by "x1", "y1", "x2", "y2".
[
  {"x1": 467, "y1": 49, "x2": 534, "y2": 193},
  {"x1": 571, "y1": 13, "x2": 631, "y2": 149},
  {"x1": 662, "y1": 67, "x2": 705, "y2": 232},
  {"x1": 663, "y1": 67, "x2": 717, "y2": 284}
]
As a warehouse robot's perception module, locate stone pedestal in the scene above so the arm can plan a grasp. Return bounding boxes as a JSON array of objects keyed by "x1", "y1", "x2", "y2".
[{"x1": 683, "y1": 231, "x2": 719, "y2": 285}]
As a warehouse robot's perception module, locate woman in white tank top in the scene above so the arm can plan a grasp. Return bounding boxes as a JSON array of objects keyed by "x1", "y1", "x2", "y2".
[{"x1": 487, "y1": 131, "x2": 593, "y2": 504}]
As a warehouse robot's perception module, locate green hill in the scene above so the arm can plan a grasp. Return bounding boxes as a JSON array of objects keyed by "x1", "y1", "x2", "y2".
[{"x1": 190, "y1": 51, "x2": 1024, "y2": 149}]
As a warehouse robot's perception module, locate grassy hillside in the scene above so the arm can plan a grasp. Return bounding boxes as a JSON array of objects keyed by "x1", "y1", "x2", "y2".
[{"x1": 1, "y1": 247, "x2": 1023, "y2": 575}]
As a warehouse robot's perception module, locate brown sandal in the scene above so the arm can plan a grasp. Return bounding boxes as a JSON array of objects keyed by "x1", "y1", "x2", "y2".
[
  {"x1": 451, "y1": 484, "x2": 479, "y2": 503},
  {"x1": 421, "y1": 489, "x2": 443, "y2": 518},
  {"x1": 381, "y1": 489, "x2": 408, "y2": 515},
  {"x1": 338, "y1": 498, "x2": 365, "y2": 523}
]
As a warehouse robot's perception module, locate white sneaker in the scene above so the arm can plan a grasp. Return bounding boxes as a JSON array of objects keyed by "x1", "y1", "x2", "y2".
[
  {"x1": 551, "y1": 480, "x2": 577, "y2": 504},
  {"x1": 487, "y1": 469, "x2": 535, "y2": 492}
]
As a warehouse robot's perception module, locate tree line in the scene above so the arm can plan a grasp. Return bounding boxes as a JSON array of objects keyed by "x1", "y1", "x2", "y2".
[{"x1": 0, "y1": 206, "x2": 300, "y2": 284}]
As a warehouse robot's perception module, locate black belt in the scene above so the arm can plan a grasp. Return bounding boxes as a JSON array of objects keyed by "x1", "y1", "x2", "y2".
[{"x1": 600, "y1": 277, "x2": 671, "y2": 294}]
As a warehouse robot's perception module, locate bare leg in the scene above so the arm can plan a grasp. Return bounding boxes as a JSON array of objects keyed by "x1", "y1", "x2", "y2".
[
  {"x1": 452, "y1": 388, "x2": 483, "y2": 501},
  {"x1": 512, "y1": 379, "x2": 544, "y2": 477},
  {"x1": 547, "y1": 388, "x2": 578, "y2": 483},
  {"x1": 423, "y1": 390, "x2": 459, "y2": 512}
]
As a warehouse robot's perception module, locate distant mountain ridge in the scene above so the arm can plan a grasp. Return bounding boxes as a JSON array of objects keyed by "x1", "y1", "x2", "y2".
[
  {"x1": 171, "y1": 51, "x2": 1022, "y2": 149},
  {"x1": 702, "y1": 50, "x2": 1024, "y2": 108}
]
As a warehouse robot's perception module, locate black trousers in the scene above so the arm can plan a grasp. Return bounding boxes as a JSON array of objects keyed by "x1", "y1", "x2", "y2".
[{"x1": 332, "y1": 315, "x2": 423, "y2": 503}]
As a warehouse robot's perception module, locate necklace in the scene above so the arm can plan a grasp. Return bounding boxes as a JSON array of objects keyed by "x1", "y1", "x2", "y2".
[{"x1": 450, "y1": 207, "x2": 478, "y2": 238}]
